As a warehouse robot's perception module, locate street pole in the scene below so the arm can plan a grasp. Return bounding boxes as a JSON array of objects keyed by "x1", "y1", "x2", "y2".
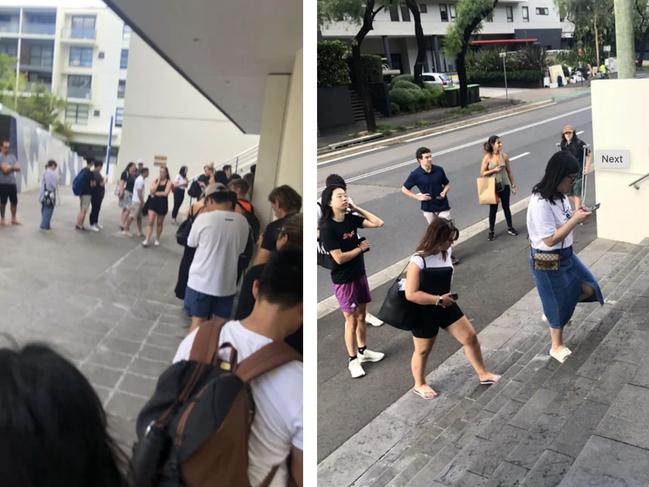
[
  {"x1": 614, "y1": 0, "x2": 636, "y2": 79},
  {"x1": 501, "y1": 52, "x2": 508, "y2": 102},
  {"x1": 104, "y1": 115, "x2": 113, "y2": 176}
]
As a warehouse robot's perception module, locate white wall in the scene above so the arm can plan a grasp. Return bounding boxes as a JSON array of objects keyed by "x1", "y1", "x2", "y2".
[
  {"x1": 117, "y1": 35, "x2": 258, "y2": 183},
  {"x1": 592, "y1": 79, "x2": 649, "y2": 244}
]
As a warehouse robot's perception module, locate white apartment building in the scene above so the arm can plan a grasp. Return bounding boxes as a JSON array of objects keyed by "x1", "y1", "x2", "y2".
[
  {"x1": 0, "y1": 0, "x2": 128, "y2": 163},
  {"x1": 321, "y1": 0, "x2": 575, "y2": 73}
]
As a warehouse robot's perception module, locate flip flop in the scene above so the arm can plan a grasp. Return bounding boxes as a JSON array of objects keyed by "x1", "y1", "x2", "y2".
[
  {"x1": 413, "y1": 387, "x2": 438, "y2": 400},
  {"x1": 550, "y1": 347, "x2": 572, "y2": 364},
  {"x1": 479, "y1": 374, "x2": 502, "y2": 385}
]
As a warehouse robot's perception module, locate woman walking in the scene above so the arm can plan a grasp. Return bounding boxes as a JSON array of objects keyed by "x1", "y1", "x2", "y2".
[
  {"x1": 480, "y1": 135, "x2": 518, "y2": 241},
  {"x1": 404, "y1": 218, "x2": 500, "y2": 399},
  {"x1": 171, "y1": 165, "x2": 188, "y2": 224},
  {"x1": 39, "y1": 160, "x2": 58, "y2": 230},
  {"x1": 320, "y1": 184, "x2": 385, "y2": 378},
  {"x1": 143, "y1": 166, "x2": 172, "y2": 247},
  {"x1": 559, "y1": 125, "x2": 592, "y2": 210},
  {"x1": 117, "y1": 162, "x2": 136, "y2": 230},
  {"x1": 527, "y1": 151, "x2": 603, "y2": 364}
]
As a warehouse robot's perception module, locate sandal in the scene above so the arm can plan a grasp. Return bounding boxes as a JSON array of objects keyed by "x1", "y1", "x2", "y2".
[
  {"x1": 413, "y1": 387, "x2": 438, "y2": 400},
  {"x1": 550, "y1": 347, "x2": 572, "y2": 364},
  {"x1": 479, "y1": 374, "x2": 502, "y2": 385}
]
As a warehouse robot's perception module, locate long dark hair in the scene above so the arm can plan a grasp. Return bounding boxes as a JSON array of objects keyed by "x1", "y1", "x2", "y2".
[
  {"x1": 124, "y1": 162, "x2": 135, "y2": 173},
  {"x1": 319, "y1": 184, "x2": 345, "y2": 224},
  {"x1": 483, "y1": 135, "x2": 500, "y2": 154},
  {"x1": 532, "y1": 151, "x2": 580, "y2": 204},
  {"x1": 415, "y1": 217, "x2": 459, "y2": 261},
  {"x1": 0, "y1": 342, "x2": 132, "y2": 487},
  {"x1": 179, "y1": 166, "x2": 188, "y2": 178}
]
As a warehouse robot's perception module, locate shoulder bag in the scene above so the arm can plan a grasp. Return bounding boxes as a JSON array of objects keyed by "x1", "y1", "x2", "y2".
[{"x1": 376, "y1": 259, "x2": 421, "y2": 330}]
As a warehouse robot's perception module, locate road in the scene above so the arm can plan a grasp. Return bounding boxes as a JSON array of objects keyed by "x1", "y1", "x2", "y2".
[
  {"x1": 317, "y1": 93, "x2": 593, "y2": 300},
  {"x1": 316, "y1": 93, "x2": 599, "y2": 461}
]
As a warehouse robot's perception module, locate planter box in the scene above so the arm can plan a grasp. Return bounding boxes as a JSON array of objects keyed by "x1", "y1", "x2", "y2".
[
  {"x1": 317, "y1": 86, "x2": 355, "y2": 130},
  {"x1": 443, "y1": 86, "x2": 460, "y2": 107}
]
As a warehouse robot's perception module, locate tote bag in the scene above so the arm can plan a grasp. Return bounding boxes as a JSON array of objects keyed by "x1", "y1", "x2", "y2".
[{"x1": 476, "y1": 177, "x2": 498, "y2": 205}]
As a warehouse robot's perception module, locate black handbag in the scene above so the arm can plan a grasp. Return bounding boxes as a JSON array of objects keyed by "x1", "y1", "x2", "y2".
[
  {"x1": 376, "y1": 263, "x2": 419, "y2": 330},
  {"x1": 176, "y1": 207, "x2": 204, "y2": 246},
  {"x1": 317, "y1": 240, "x2": 335, "y2": 270}
]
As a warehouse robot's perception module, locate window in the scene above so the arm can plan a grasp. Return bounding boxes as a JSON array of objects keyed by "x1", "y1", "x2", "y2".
[
  {"x1": 522, "y1": 6, "x2": 529, "y2": 22},
  {"x1": 0, "y1": 39, "x2": 18, "y2": 57},
  {"x1": 440, "y1": 4, "x2": 449, "y2": 22},
  {"x1": 389, "y1": 5, "x2": 399, "y2": 21},
  {"x1": 120, "y1": 49, "x2": 128, "y2": 69},
  {"x1": 400, "y1": 5, "x2": 411, "y2": 21},
  {"x1": 419, "y1": 4, "x2": 427, "y2": 13},
  {"x1": 536, "y1": 7, "x2": 549, "y2": 15},
  {"x1": 0, "y1": 11, "x2": 20, "y2": 33},
  {"x1": 449, "y1": 5, "x2": 456, "y2": 20},
  {"x1": 122, "y1": 24, "x2": 131, "y2": 40},
  {"x1": 67, "y1": 74, "x2": 91, "y2": 99},
  {"x1": 28, "y1": 44, "x2": 53, "y2": 68},
  {"x1": 69, "y1": 47, "x2": 93, "y2": 67},
  {"x1": 506, "y1": 6, "x2": 513, "y2": 22},
  {"x1": 115, "y1": 107, "x2": 124, "y2": 127},
  {"x1": 117, "y1": 79, "x2": 126, "y2": 99},
  {"x1": 65, "y1": 103, "x2": 89, "y2": 125},
  {"x1": 23, "y1": 11, "x2": 56, "y2": 35},
  {"x1": 70, "y1": 15, "x2": 96, "y2": 39}
]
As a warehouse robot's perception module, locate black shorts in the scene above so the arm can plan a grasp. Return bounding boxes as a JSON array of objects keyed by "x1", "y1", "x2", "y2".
[
  {"x1": 0, "y1": 184, "x2": 17, "y2": 205},
  {"x1": 411, "y1": 304, "x2": 464, "y2": 339}
]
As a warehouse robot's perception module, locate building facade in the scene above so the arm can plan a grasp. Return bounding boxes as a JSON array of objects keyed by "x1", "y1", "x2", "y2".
[
  {"x1": 321, "y1": 0, "x2": 575, "y2": 74},
  {"x1": 0, "y1": 2, "x2": 128, "y2": 163}
]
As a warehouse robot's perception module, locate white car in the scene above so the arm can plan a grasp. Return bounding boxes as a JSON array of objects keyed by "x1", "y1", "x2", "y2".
[{"x1": 422, "y1": 72, "x2": 454, "y2": 86}]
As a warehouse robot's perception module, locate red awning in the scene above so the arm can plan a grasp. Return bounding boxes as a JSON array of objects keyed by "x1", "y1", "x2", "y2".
[{"x1": 470, "y1": 38, "x2": 538, "y2": 45}]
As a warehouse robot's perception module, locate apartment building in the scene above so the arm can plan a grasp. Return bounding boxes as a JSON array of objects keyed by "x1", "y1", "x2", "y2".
[
  {"x1": 0, "y1": 1, "x2": 128, "y2": 162},
  {"x1": 321, "y1": 0, "x2": 575, "y2": 74}
]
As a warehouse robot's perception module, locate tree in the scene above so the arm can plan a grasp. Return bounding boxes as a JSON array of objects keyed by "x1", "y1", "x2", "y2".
[
  {"x1": 634, "y1": 0, "x2": 649, "y2": 65},
  {"x1": 405, "y1": 0, "x2": 427, "y2": 86},
  {"x1": 444, "y1": 0, "x2": 498, "y2": 108}
]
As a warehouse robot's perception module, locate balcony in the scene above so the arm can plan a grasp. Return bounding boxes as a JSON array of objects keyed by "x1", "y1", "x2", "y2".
[
  {"x1": 0, "y1": 22, "x2": 19, "y2": 34},
  {"x1": 21, "y1": 23, "x2": 56, "y2": 36},
  {"x1": 61, "y1": 28, "x2": 96, "y2": 44}
]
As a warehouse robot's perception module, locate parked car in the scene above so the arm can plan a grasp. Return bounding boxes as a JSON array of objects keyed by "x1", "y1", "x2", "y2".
[
  {"x1": 422, "y1": 72, "x2": 454, "y2": 86},
  {"x1": 382, "y1": 63, "x2": 401, "y2": 77}
]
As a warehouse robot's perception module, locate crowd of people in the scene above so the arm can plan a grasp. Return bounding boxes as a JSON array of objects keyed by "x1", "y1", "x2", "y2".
[{"x1": 319, "y1": 128, "x2": 602, "y2": 394}]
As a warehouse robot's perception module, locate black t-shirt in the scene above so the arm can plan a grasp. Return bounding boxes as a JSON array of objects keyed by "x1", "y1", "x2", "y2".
[
  {"x1": 92, "y1": 171, "x2": 105, "y2": 197},
  {"x1": 403, "y1": 165, "x2": 451, "y2": 212},
  {"x1": 260, "y1": 214, "x2": 297, "y2": 252},
  {"x1": 560, "y1": 139, "x2": 588, "y2": 170},
  {"x1": 80, "y1": 167, "x2": 93, "y2": 195},
  {"x1": 121, "y1": 170, "x2": 135, "y2": 192},
  {"x1": 320, "y1": 213, "x2": 366, "y2": 284}
]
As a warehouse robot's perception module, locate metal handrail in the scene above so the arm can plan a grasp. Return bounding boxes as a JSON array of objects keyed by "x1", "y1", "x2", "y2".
[{"x1": 629, "y1": 172, "x2": 649, "y2": 190}]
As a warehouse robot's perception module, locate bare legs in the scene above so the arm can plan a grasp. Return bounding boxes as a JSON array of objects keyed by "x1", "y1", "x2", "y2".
[
  {"x1": 145, "y1": 210, "x2": 156, "y2": 243},
  {"x1": 412, "y1": 337, "x2": 437, "y2": 396},
  {"x1": 343, "y1": 303, "x2": 367, "y2": 356}
]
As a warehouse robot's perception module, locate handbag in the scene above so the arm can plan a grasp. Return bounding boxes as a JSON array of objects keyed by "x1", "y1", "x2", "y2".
[
  {"x1": 376, "y1": 263, "x2": 420, "y2": 330},
  {"x1": 532, "y1": 252, "x2": 560, "y2": 271},
  {"x1": 42, "y1": 175, "x2": 55, "y2": 208},
  {"x1": 176, "y1": 206, "x2": 204, "y2": 246},
  {"x1": 317, "y1": 240, "x2": 335, "y2": 270},
  {"x1": 476, "y1": 177, "x2": 498, "y2": 205}
]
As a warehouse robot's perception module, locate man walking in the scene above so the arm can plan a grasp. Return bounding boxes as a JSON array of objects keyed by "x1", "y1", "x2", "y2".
[
  {"x1": 402, "y1": 147, "x2": 460, "y2": 264},
  {"x1": 0, "y1": 139, "x2": 21, "y2": 225},
  {"x1": 75, "y1": 160, "x2": 94, "y2": 231},
  {"x1": 123, "y1": 166, "x2": 148, "y2": 236}
]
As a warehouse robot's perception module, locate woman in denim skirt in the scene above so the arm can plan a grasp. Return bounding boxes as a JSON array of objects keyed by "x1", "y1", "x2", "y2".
[{"x1": 526, "y1": 151, "x2": 604, "y2": 363}]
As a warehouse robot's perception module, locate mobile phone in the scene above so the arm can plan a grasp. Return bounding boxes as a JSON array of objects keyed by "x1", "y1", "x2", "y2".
[
  {"x1": 358, "y1": 236, "x2": 370, "y2": 253},
  {"x1": 449, "y1": 293, "x2": 459, "y2": 300},
  {"x1": 586, "y1": 203, "x2": 600, "y2": 212}
]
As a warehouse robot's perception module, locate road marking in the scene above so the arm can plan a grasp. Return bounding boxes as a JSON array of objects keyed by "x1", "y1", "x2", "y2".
[
  {"x1": 341, "y1": 106, "x2": 591, "y2": 185},
  {"x1": 577, "y1": 130, "x2": 584, "y2": 135},
  {"x1": 317, "y1": 146, "x2": 387, "y2": 167},
  {"x1": 317, "y1": 196, "x2": 532, "y2": 318},
  {"x1": 509, "y1": 152, "x2": 530, "y2": 161}
]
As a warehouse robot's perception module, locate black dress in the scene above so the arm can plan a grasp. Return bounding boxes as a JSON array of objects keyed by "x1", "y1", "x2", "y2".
[
  {"x1": 174, "y1": 206, "x2": 203, "y2": 300},
  {"x1": 149, "y1": 180, "x2": 169, "y2": 215}
]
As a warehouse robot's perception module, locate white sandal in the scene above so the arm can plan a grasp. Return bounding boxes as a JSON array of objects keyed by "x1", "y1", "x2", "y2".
[{"x1": 550, "y1": 347, "x2": 572, "y2": 364}]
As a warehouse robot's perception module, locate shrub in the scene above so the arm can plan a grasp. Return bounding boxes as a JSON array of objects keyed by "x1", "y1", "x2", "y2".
[
  {"x1": 390, "y1": 74, "x2": 415, "y2": 87},
  {"x1": 467, "y1": 69, "x2": 543, "y2": 84},
  {"x1": 318, "y1": 40, "x2": 350, "y2": 87},
  {"x1": 392, "y1": 79, "x2": 421, "y2": 91},
  {"x1": 389, "y1": 87, "x2": 419, "y2": 112},
  {"x1": 390, "y1": 102, "x2": 400, "y2": 115},
  {"x1": 361, "y1": 54, "x2": 383, "y2": 83},
  {"x1": 425, "y1": 85, "x2": 445, "y2": 106}
]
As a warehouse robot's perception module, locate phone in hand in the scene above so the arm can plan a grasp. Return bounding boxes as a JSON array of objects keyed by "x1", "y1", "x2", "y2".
[
  {"x1": 358, "y1": 236, "x2": 370, "y2": 253},
  {"x1": 585, "y1": 203, "x2": 600, "y2": 212},
  {"x1": 449, "y1": 293, "x2": 459, "y2": 300}
]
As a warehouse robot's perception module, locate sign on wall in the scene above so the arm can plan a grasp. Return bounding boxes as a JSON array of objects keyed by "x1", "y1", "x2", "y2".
[
  {"x1": 594, "y1": 150, "x2": 630, "y2": 170},
  {"x1": 153, "y1": 155, "x2": 168, "y2": 166}
]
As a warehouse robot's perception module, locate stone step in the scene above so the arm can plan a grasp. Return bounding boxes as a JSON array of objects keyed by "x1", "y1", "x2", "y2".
[{"x1": 400, "y1": 243, "x2": 649, "y2": 486}]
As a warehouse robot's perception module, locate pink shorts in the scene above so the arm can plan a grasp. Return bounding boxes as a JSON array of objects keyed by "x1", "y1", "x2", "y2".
[{"x1": 333, "y1": 275, "x2": 372, "y2": 313}]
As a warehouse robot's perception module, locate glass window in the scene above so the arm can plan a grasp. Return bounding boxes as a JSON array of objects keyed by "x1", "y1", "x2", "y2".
[
  {"x1": 65, "y1": 103, "x2": 89, "y2": 125},
  {"x1": 122, "y1": 24, "x2": 131, "y2": 40},
  {"x1": 120, "y1": 49, "x2": 128, "y2": 69},
  {"x1": 449, "y1": 5, "x2": 456, "y2": 20},
  {"x1": 115, "y1": 107, "x2": 124, "y2": 127},
  {"x1": 67, "y1": 74, "x2": 91, "y2": 99},
  {"x1": 23, "y1": 11, "x2": 56, "y2": 35},
  {"x1": 400, "y1": 5, "x2": 411, "y2": 21},
  {"x1": 440, "y1": 4, "x2": 448, "y2": 22},
  {"x1": 28, "y1": 44, "x2": 53, "y2": 68},
  {"x1": 117, "y1": 80, "x2": 126, "y2": 99},
  {"x1": 522, "y1": 6, "x2": 529, "y2": 22},
  {"x1": 536, "y1": 7, "x2": 549, "y2": 15},
  {"x1": 388, "y1": 5, "x2": 399, "y2": 21},
  {"x1": 0, "y1": 10, "x2": 20, "y2": 33},
  {"x1": 506, "y1": 6, "x2": 514, "y2": 22},
  {"x1": 70, "y1": 15, "x2": 96, "y2": 39},
  {"x1": 69, "y1": 47, "x2": 93, "y2": 67},
  {"x1": 0, "y1": 39, "x2": 18, "y2": 57},
  {"x1": 419, "y1": 4, "x2": 427, "y2": 13}
]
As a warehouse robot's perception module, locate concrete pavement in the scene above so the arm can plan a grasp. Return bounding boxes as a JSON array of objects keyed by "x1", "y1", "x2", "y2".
[{"x1": 0, "y1": 184, "x2": 187, "y2": 452}]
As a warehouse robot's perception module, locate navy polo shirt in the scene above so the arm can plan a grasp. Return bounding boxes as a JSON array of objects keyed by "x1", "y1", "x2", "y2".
[{"x1": 403, "y1": 165, "x2": 451, "y2": 212}]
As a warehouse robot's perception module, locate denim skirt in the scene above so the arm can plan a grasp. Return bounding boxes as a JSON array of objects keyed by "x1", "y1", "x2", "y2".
[{"x1": 529, "y1": 247, "x2": 604, "y2": 329}]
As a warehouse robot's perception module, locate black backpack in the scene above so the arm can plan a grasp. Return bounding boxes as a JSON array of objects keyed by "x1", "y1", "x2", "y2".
[
  {"x1": 187, "y1": 180, "x2": 202, "y2": 199},
  {"x1": 132, "y1": 320, "x2": 301, "y2": 487}
]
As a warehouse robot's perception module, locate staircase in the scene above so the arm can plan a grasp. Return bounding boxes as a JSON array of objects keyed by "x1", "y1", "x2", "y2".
[
  {"x1": 318, "y1": 238, "x2": 649, "y2": 486},
  {"x1": 349, "y1": 88, "x2": 384, "y2": 122}
]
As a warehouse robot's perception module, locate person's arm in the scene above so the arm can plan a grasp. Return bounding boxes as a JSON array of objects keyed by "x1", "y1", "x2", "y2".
[
  {"x1": 542, "y1": 209, "x2": 591, "y2": 247},
  {"x1": 0, "y1": 163, "x2": 11, "y2": 175},
  {"x1": 480, "y1": 155, "x2": 501, "y2": 177},
  {"x1": 162, "y1": 180, "x2": 173, "y2": 196},
  {"x1": 401, "y1": 185, "x2": 432, "y2": 202},
  {"x1": 150, "y1": 178, "x2": 158, "y2": 194},
  {"x1": 404, "y1": 261, "x2": 456, "y2": 307},
  {"x1": 329, "y1": 242, "x2": 367, "y2": 265},
  {"x1": 137, "y1": 183, "x2": 144, "y2": 203},
  {"x1": 187, "y1": 218, "x2": 201, "y2": 248},
  {"x1": 290, "y1": 447, "x2": 303, "y2": 487},
  {"x1": 351, "y1": 205, "x2": 383, "y2": 228},
  {"x1": 504, "y1": 153, "x2": 516, "y2": 194}
]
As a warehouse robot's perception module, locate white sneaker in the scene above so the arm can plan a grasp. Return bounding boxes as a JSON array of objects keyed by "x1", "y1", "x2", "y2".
[
  {"x1": 154, "y1": 240, "x2": 160, "y2": 247},
  {"x1": 89, "y1": 225, "x2": 100, "y2": 232},
  {"x1": 97, "y1": 223, "x2": 104, "y2": 229},
  {"x1": 366, "y1": 314, "x2": 384, "y2": 327},
  {"x1": 358, "y1": 349, "x2": 385, "y2": 363},
  {"x1": 142, "y1": 240, "x2": 149, "y2": 247},
  {"x1": 348, "y1": 358, "x2": 365, "y2": 378}
]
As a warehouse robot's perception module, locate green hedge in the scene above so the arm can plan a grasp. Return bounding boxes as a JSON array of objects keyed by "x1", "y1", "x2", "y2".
[
  {"x1": 390, "y1": 74, "x2": 415, "y2": 87},
  {"x1": 388, "y1": 82, "x2": 445, "y2": 113},
  {"x1": 468, "y1": 69, "x2": 543, "y2": 84},
  {"x1": 318, "y1": 40, "x2": 350, "y2": 88}
]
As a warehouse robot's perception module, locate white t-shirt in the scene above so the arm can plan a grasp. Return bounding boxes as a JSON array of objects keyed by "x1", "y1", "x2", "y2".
[
  {"x1": 527, "y1": 193, "x2": 574, "y2": 251},
  {"x1": 132, "y1": 175, "x2": 146, "y2": 204},
  {"x1": 187, "y1": 209, "x2": 249, "y2": 296},
  {"x1": 173, "y1": 321, "x2": 302, "y2": 487},
  {"x1": 174, "y1": 174, "x2": 188, "y2": 188},
  {"x1": 399, "y1": 250, "x2": 454, "y2": 290}
]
